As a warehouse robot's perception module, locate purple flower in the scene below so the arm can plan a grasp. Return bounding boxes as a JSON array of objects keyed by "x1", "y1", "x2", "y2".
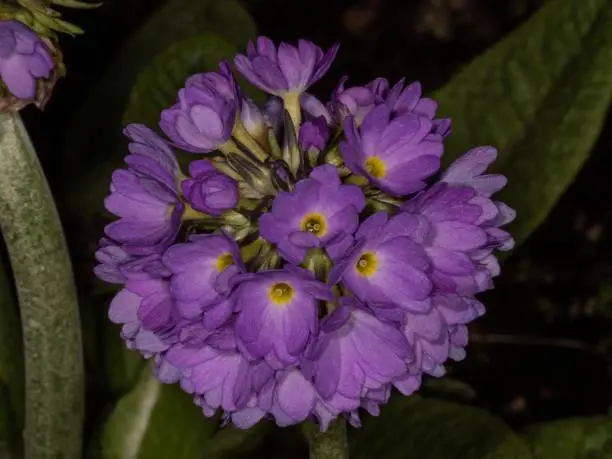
[
  {"x1": 182, "y1": 160, "x2": 239, "y2": 216},
  {"x1": 0, "y1": 20, "x2": 54, "y2": 100},
  {"x1": 162, "y1": 233, "x2": 243, "y2": 325},
  {"x1": 234, "y1": 37, "x2": 339, "y2": 95},
  {"x1": 94, "y1": 238, "x2": 134, "y2": 284},
  {"x1": 331, "y1": 76, "x2": 375, "y2": 124},
  {"x1": 231, "y1": 366, "x2": 321, "y2": 428},
  {"x1": 341, "y1": 105, "x2": 444, "y2": 196},
  {"x1": 165, "y1": 325, "x2": 255, "y2": 416},
  {"x1": 367, "y1": 78, "x2": 452, "y2": 137},
  {"x1": 400, "y1": 146, "x2": 515, "y2": 294},
  {"x1": 402, "y1": 306, "x2": 449, "y2": 377},
  {"x1": 160, "y1": 62, "x2": 238, "y2": 153},
  {"x1": 342, "y1": 385, "x2": 394, "y2": 428},
  {"x1": 398, "y1": 293, "x2": 486, "y2": 377},
  {"x1": 109, "y1": 277, "x2": 180, "y2": 355},
  {"x1": 436, "y1": 293, "x2": 485, "y2": 361},
  {"x1": 104, "y1": 126, "x2": 183, "y2": 255},
  {"x1": 94, "y1": 238, "x2": 170, "y2": 284},
  {"x1": 330, "y1": 212, "x2": 433, "y2": 312},
  {"x1": 304, "y1": 298, "x2": 411, "y2": 417},
  {"x1": 233, "y1": 266, "x2": 332, "y2": 368},
  {"x1": 299, "y1": 116, "x2": 329, "y2": 153},
  {"x1": 368, "y1": 78, "x2": 436, "y2": 119},
  {"x1": 260, "y1": 165, "x2": 365, "y2": 263}
]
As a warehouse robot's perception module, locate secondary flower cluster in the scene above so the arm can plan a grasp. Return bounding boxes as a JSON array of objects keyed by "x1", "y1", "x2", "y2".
[
  {"x1": 95, "y1": 36, "x2": 515, "y2": 431},
  {"x1": 0, "y1": 19, "x2": 59, "y2": 111}
]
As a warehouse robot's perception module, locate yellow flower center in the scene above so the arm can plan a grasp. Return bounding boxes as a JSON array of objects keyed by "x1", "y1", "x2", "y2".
[
  {"x1": 268, "y1": 282, "x2": 295, "y2": 305},
  {"x1": 300, "y1": 213, "x2": 327, "y2": 237},
  {"x1": 215, "y1": 252, "x2": 234, "y2": 272},
  {"x1": 365, "y1": 156, "x2": 386, "y2": 179},
  {"x1": 355, "y1": 252, "x2": 377, "y2": 277}
]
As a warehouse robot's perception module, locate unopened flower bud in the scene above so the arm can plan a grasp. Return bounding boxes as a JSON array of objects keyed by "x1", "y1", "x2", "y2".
[{"x1": 0, "y1": 19, "x2": 63, "y2": 111}]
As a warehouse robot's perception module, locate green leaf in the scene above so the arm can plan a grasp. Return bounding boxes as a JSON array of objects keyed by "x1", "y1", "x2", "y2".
[
  {"x1": 434, "y1": 0, "x2": 612, "y2": 248},
  {"x1": 99, "y1": 366, "x2": 218, "y2": 459},
  {"x1": 521, "y1": 417, "x2": 612, "y2": 458},
  {"x1": 0, "y1": 256, "x2": 24, "y2": 433},
  {"x1": 349, "y1": 396, "x2": 533, "y2": 459}
]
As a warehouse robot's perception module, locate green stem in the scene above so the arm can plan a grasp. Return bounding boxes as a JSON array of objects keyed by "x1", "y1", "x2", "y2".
[
  {"x1": 303, "y1": 419, "x2": 349, "y2": 459},
  {"x1": 0, "y1": 113, "x2": 84, "y2": 459}
]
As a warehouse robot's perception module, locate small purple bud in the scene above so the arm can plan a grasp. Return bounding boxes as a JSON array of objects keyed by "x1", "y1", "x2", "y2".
[
  {"x1": 299, "y1": 116, "x2": 329, "y2": 153},
  {"x1": 182, "y1": 160, "x2": 239, "y2": 216}
]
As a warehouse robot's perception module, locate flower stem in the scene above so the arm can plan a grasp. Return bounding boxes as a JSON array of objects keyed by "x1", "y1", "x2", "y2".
[
  {"x1": 0, "y1": 113, "x2": 84, "y2": 459},
  {"x1": 303, "y1": 419, "x2": 350, "y2": 459},
  {"x1": 231, "y1": 119, "x2": 269, "y2": 163}
]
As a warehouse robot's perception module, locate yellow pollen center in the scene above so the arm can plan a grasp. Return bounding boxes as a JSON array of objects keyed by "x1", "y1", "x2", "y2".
[
  {"x1": 365, "y1": 156, "x2": 386, "y2": 179},
  {"x1": 215, "y1": 252, "x2": 234, "y2": 272},
  {"x1": 355, "y1": 252, "x2": 377, "y2": 277},
  {"x1": 300, "y1": 213, "x2": 327, "y2": 237},
  {"x1": 268, "y1": 282, "x2": 295, "y2": 305}
]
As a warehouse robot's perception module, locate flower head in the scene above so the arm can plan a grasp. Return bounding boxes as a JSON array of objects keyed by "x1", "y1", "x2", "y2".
[
  {"x1": 233, "y1": 266, "x2": 332, "y2": 368},
  {"x1": 104, "y1": 125, "x2": 183, "y2": 255},
  {"x1": 160, "y1": 61, "x2": 238, "y2": 153},
  {"x1": 260, "y1": 165, "x2": 365, "y2": 263},
  {"x1": 341, "y1": 105, "x2": 444, "y2": 196},
  {"x1": 97, "y1": 36, "x2": 514, "y2": 432},
  {"x1": 235, "y1": 37, "x2": 339, "y2": 96},
  {"x1": 182, "y1": 160, "x2": 239, "y2": 216}
]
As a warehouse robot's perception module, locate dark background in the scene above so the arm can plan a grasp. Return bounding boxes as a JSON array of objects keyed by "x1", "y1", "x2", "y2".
[{"x1": 20, "y1": 0, "x2": 612, "y2": 429}]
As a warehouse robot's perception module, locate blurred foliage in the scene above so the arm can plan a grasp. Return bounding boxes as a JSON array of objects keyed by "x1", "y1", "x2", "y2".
[
  {"x1": 521, "y1": 417, "x2": 612, "y2": 458},
  {"x1": 349, "y1": 396, "x2": 533, "y2": 459}
]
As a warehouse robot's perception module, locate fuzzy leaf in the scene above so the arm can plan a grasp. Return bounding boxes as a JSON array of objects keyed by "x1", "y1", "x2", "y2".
[
  {"x1": 522, "y1": 417, "x2": 612, "y2": 458},
  {"x1": 434, "y1": 0, "x2": 612, "y2": 248},
  {"x1": 349, "y1": 396, "x2": 533, "y2": 459},
  {"x1": 99, "y1": 367, "x2": 217, "y2": 459}
]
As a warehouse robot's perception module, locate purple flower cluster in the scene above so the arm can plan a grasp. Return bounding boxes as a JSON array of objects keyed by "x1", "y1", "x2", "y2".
[
  {"x1": 96, "y1": 36, "x2": 514, "y2": 431},
  {"x1": 0, "y1": 20, "x2": 56, "y2": 109}
]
